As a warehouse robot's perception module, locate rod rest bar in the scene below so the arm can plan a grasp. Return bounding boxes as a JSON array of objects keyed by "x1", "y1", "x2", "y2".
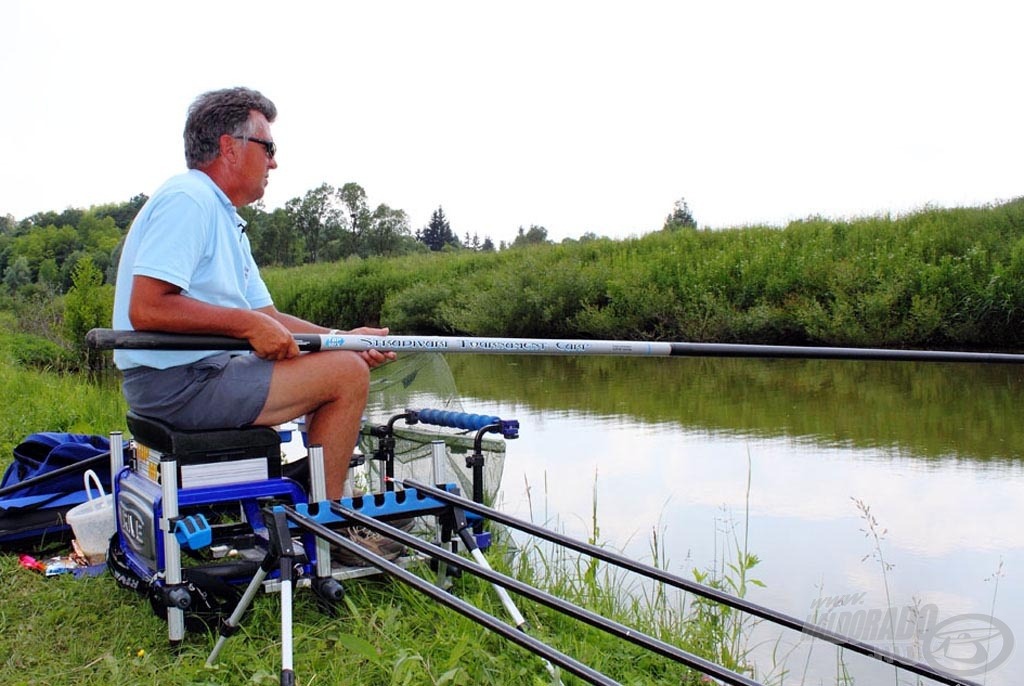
[{"x1": 289, "y1": 484, "x2": 464, "y2": 527}]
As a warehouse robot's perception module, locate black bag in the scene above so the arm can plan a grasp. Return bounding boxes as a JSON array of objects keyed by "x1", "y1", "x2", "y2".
[{"x1": 0, "y1": 433, "x2": 111, "y2": 552}]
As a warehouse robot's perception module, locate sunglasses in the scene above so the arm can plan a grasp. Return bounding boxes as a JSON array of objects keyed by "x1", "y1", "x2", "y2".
[{"x1": 233, "y1": 136, "x2": 276, "y2": 160}]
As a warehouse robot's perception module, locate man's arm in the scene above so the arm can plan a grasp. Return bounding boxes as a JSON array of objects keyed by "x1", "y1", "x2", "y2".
[
  {"x1": 257, "y1": 306, "x2": 331, "y2": 335},
  {"x1": 129, "y1": 275, "x2": 298, "y2": 360}
]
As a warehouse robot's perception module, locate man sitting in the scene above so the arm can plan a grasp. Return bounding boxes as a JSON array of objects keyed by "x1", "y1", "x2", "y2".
[{"x1": 112, "y1": 86, "x2": 394, "y2": 504}]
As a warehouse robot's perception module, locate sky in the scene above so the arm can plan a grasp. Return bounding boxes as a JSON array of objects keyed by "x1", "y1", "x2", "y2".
[{"x1": 3, "y1": 1, "x2": 1023, "y2": 245}]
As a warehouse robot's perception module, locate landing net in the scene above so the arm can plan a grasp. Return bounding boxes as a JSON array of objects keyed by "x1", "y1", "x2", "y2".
[{"x1": 359, "y1": 353, "x2": 506, "y2": 504}]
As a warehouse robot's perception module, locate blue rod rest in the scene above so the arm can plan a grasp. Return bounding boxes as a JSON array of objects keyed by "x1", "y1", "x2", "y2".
[{"x1": 415, "y1": 409, "x2": 519, "y2": 439}]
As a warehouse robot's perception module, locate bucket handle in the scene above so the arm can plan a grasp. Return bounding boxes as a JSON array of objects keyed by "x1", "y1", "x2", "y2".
[{"x1": 82, "y1": 469, "x2": 107, "y2": 502}]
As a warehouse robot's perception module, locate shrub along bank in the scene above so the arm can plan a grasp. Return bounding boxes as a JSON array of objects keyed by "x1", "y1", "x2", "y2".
[{"x1": 265, "y1": 199, "x2": 1024, "y2": 351}]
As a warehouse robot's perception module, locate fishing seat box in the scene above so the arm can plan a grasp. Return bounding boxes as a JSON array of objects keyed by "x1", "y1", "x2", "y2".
[
  {"x1": 118, "y1": 412, "x2": 302, "y2": 574},
  {"x1": 125, "y1": 411, "x2": 282, "y2": 488}
]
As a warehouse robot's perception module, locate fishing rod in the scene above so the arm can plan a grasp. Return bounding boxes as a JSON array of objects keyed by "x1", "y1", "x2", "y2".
[
  {"x1": 397, "y1": 479, "x2": 985, "y2": 686},
  {"x1": 87, "y1": 328, "x2": 1024, "y2": 364}
]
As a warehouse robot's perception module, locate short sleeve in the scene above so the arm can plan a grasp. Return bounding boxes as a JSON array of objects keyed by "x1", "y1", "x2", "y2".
[{"x1": 130, "y1": 191, "x2": 211, "y2": 291}]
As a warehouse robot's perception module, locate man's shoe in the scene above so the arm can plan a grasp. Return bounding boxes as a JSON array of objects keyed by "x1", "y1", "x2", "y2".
[{"x1": 332, "y1": 525, "x2": 406, "y2": 566}]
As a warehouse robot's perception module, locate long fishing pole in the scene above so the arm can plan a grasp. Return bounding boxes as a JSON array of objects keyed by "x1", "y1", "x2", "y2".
[
  {"x1": 398, "y1": 479, "x2": 984, "y2": 686},
  {"x1": 87, "y1": 329, "x2": 1024, "y2": 364},
  {"x1": 327, "y1": 500, "x2": 763, "y2": 686}
]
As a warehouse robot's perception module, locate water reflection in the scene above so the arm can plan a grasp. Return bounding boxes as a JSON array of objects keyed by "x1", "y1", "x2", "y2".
[{"x1": 449, "y1": 355, "x2": 1024, "y2": 461}]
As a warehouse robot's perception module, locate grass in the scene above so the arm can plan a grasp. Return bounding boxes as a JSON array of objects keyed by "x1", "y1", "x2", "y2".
[
  {"x1": 0, "y1": 363, "x2": 125, "y2": 458},
  {"x1": 0, "y1": 519, "x2": 756, "y2": 686},
  {"x1": 851, "y1": 497, "x2": 899, "y2": 685}
]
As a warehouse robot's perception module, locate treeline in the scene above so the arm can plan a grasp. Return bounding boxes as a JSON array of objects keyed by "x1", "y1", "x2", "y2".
[
  {"x1": 0, "y1": 197, "x2": 143, "y2": 294},
  {"x1": 0, "y1": 182, "x2": 510, "y2": 295},
  {"x1": 4, "y1": 195, "x2": 1024, "y2": 372},
  {"x1": 238, "y1": 183, "x2": 497, "y2": 266},
  {"x1": 264, "y1": 198, "x2": 1024, "y2": 351},
  {"x1": 0, "y1": 180, "x2": 565, "y2": 301},
  {"x1": 0, "y1": 180, "x2": 536, "y2": 366}
]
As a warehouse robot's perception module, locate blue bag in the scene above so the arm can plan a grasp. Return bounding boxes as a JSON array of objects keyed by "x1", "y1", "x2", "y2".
[{"x1": 0, "y1": 433, "x2": 111, "y2": 551}]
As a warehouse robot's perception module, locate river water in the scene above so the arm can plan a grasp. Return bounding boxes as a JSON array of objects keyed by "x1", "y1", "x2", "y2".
[{"x1": 433, "y1": 354, "x2": 1023, "y2": 686}]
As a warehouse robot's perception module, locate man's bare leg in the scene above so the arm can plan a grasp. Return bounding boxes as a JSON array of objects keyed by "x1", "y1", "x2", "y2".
[{"x1": 252, "y1": 350, "x2": 370, "y2": 499}]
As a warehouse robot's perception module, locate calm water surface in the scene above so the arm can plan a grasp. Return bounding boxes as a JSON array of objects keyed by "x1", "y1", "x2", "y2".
[{"x1": 440, "y1": 354, "x2": 1024, "y2": 686}]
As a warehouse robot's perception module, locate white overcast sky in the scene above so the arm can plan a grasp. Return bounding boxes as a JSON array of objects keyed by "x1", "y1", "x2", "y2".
[{"x1": 2, "y1": 1, "x2": 1022, "y2": 244}]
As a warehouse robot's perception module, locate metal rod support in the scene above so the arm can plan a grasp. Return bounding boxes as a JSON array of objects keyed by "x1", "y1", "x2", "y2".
[{"x1": 323, "y1": 502, "x2": 762, "y2": 686}]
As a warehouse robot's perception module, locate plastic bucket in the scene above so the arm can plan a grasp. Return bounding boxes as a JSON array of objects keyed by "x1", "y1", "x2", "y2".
[{"x1": 65, "y1": 469, "x2": 115, "y2": 563}]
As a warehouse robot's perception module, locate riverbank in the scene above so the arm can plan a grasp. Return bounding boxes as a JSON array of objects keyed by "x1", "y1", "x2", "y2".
[{"x1": 264, "y1": 199, "x2": 1024, "y2": 352}]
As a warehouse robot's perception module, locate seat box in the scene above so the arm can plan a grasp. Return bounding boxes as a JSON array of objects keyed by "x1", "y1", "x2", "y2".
[{"x1": 126, "y1": 412, "x2": 282, "y2": 488}]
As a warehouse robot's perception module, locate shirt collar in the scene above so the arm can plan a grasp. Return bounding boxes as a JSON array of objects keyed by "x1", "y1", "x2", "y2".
[{"x1": 189, "y1": 169, "x2": 246, "y2": 232}]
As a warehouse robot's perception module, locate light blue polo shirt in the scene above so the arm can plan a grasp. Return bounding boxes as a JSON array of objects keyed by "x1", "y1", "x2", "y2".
[{"x1": 112, "y1": 170, "x2": 274, "y2": 370}]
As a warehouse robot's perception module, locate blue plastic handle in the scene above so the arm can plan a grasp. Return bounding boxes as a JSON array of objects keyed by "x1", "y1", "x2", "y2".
[
  {"x1": 416, "y1": 409, "x2": 502, "y2": 431},
  {"x1": 413, "y1": 409, "x2": 520, "y2": 439}
]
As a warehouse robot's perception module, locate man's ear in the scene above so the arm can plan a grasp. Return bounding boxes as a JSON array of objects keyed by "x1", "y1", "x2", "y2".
[{"x1": 218, "y1": 134, "x2": 238, "y2": 161}]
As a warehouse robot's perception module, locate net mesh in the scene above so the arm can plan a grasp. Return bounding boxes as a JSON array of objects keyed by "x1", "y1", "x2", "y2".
[{"x1": 356, "y1": 353, "x2": 506, "y2": 504}]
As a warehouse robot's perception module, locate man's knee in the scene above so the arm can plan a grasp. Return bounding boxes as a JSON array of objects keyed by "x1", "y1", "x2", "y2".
[{"x1": 321, "y1": 351, "x2": 371, "y2": 396}]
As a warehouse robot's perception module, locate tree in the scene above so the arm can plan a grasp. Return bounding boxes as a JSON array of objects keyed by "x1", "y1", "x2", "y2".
[
  {"x1": 7, "y1": 224, "x2": 80, "y2": 284},
  {"x1": 284, "y1": 183, "x2": 345, "y2": 263},
  {"x1": 94, "y1": 194, "x2": 148, "y2": 230},
  {"x1": 364, "y1": 204, "x2": 412, "y2": 256},
  {"x1": 243, "y1": 205, "x2": 303, "y2": 266},
  {"x1": 22, "y1": 208, "x2": 84, "y2": 232},
  {"x1": 62, "y1": 256, "x2": 114, "y2": 369},
  {"x1": 3, "y1": 256, "x2": 32, "y2": 293},
  {"x1": 462, "y1": 232, "x2": 484, "y2": 251},
  {"x1": 418, "y1": 206, "x2": 458, "y2": 251},
  {"x1": 664, "y1": 197, "x2": 697, "y2": 230},
  {"x1": 37, "y1": 258, "x2": 59, "y2": 289},
  {"x1": 75, "y1": 212, "x2": 123, "y2": 280},
  {"x1": 339, "y1": 182, "x2": 371, "y2": 257},
  {"x1": 510, "y1": 225, "x2": 550, "y2": 248}
]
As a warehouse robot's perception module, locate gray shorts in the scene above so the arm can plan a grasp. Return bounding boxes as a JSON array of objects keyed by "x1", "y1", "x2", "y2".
[{"x1": 120, "y1": 352, "x2": 274, "y2": 430}]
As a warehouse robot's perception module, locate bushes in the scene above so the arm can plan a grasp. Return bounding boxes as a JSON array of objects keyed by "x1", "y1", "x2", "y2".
[
  {"x1": 260, "y1": 199, "x2": 1024, "y2": 350},
  {"x1": 0, "y1": 332, "x2": 74, "y2": 370},
  {"x1": 62, "y1": 257, "x2": 113, "y2": 369},
  {"x1": 439, "y1": 246, "x2": 610, "y2": 337}
]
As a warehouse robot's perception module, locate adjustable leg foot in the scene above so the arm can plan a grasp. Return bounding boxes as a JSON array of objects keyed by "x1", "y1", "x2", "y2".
[{"x1": 312, "y1": 576, "x2": 345, "y2": 615}]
